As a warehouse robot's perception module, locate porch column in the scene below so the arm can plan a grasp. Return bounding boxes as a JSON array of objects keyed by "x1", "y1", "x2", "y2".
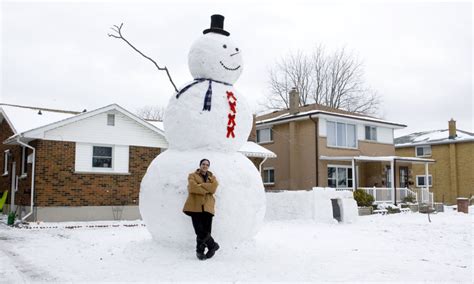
[
  {"x1": 390, "y1": 159, "x2": 395, "y2": 204},
  {"x1": 352, "y1": 158, "x2": 356, "y2": 191},
  {"x1": 424, "y1": 162, "x2": 429, "y2": 203}
]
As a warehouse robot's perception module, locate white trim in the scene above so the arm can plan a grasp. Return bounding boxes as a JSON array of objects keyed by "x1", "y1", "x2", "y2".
[
  {"x1": 320, "y1": 155, "x2": 435, "y2": 164},
  {"x1": 326, "y1": 120, "x2": 358, "y2": 149},
  {"x1": 3, "y1": 150, "x2": 9, "y2": 175},
  {"x1": 0, "y1": 107, "x2": 18, "y2": 134},
  {"x1": 91, "y1": 145, "x2": 114, "y2": 171},
  {"x1": 364, "y1": 125, "x2": 377, "y2": 141},
  {"x1": 256, "y1": 110, "x2": 406, "y2": 129},
  {"x1": 262, "y1": 167, "x2": 275, "y2": 185},
  {"x1": 327, "y1": 164, "x2": 354, "y2": 189},
  {"x1": 415, "y1": 145, "x2": 432, "y2": 157},
  {"x1": 256, "y1": 127, "x2": 273, "y2": 144},
  {"x1": 415, "y1": 175, "x2": 433, "y2": 187}
]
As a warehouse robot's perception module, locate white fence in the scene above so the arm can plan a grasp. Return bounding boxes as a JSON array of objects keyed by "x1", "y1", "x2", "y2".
[
  {"x1": 336, "y1": 187, "x2": 432, "y2": 205},
  {"x1": 415, "y1": 187, "x2": 434, "y2": 205}
]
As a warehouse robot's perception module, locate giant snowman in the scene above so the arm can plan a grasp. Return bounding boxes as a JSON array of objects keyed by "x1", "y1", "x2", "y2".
[{"x1": 140, "y1": 15, "x2": 266, "y2": 246}]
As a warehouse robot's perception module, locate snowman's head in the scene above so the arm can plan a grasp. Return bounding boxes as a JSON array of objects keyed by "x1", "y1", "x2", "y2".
[{"x1": 188, "y1": 15, "x2": 243, "y2": 84}]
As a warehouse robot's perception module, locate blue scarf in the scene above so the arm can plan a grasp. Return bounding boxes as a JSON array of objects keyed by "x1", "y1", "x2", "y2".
[{"x1": 176, "y1": 78, "x2": 233, "y2": 111}]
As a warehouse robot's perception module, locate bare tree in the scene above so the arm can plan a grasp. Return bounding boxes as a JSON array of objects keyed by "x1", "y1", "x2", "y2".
[
  {"x1": 263, "y1": 45, "x2": 381, "y2": 115},
  {"x1": 136, "y1": 105, "x2": 165, "y2": 121}
]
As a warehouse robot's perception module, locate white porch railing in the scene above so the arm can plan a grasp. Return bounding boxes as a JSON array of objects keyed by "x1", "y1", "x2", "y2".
[
  {"x1": 336, "y1": 187, "x2": 422, "y2": 204},
  {"x1": 415, "y1": 187, "x2": 434, "y2": 205}
]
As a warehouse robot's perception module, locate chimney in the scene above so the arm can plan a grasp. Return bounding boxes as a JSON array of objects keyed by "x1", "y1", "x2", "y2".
[
  {"x1": 289, "y1": 87, "x2": 300, "y2": 115},
  {"x1": 448, "y1": 118, "x2": 457, "y2": 139}
]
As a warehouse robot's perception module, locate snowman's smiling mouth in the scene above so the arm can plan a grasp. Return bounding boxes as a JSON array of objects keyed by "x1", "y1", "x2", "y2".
[{"x1": 220, "y1": 61, "x2": 241, "y2": 71}]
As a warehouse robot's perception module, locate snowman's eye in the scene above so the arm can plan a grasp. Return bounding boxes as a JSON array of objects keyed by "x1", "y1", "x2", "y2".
[
  {"x1": 235, "y1": 48, "x2": 239, "y2": 52},
  {"x1": 223, "y1": 44, "x2": 227, "y2": 49}
]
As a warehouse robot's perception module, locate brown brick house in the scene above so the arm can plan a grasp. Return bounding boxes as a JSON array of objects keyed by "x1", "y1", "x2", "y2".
[
  {"x1": 395, "y1": 119, "x2": 474, "y2": 205},
  {"x1": 1, "y1": 103, "x2": 275, "y2": 222},
  {"x1": 256, "y1": 89, "x2": 434, "y2": 205}
]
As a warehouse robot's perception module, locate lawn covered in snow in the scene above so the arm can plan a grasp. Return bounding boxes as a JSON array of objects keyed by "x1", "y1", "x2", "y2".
[{"x1": 0, "y1": 210, "x2": 472, "y2": 282}]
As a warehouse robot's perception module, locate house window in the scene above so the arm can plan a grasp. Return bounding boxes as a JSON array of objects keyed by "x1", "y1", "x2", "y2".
[
  {"x1": 107, "y1": 114, "x2": 115, "y2": 126},
  {"x1": 263, "y1": 168, "x2": 275, "y2": 184},
  {"x1": 416, "y1": 145, "x2": 431, "y2": 157},
  {"x1": 416, "y1": 175, "x2": 432, "y2": 187},
  {"x1": 21, "y1": 147, "x2": 28, "y2": 176},
  {"x1": 327, "y1": 121, "x2": 357, "y2": 148},
  {"x1": 92, "y1": 146, "x2": 113, "y2": 168},
  {"x1": 365, "y1": 126, "x2": 377, "y2": 141},
  {"x1": 257, "y1": 128, "x2": 272, "y2": 143},
  {"x1": 3, "y1": 150, "x2": 9, "y2": 175},
  {"x1": 328, "y1": 166, "x2": 353, "y2": 189}
]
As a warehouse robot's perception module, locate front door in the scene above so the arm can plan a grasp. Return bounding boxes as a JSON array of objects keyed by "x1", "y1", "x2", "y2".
[{"x1": 399, "y1": 167, "x2": 408, "y2": 188}]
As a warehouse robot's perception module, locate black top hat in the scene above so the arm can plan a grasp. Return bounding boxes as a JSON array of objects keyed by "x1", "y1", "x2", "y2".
[{"x1": 203, "y1": 14, "x2": 230, "y2": 36}]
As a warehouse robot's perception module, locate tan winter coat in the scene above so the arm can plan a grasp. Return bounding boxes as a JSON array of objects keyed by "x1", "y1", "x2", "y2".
[{"x1": 183, "y1": 170, "x2": 219, "y2": 215}]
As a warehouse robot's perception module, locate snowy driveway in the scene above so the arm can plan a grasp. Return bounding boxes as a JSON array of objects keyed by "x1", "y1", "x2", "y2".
[{"x1": 0, "y1": 212, "x2": 472, "y2": 282}]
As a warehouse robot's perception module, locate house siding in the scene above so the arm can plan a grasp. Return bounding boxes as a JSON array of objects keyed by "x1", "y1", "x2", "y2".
[
  {"x1": 44, "y1": 110, "x2": 167, "y2": 148},
  {"x1": 319, "y1": 117, "x2": 394, "y2": 145},
  {"x1": 34, "y1": 140, "x2": 161, "y2": 207},
  {"x1": 395, "y1": 142, "x2": 474, "y2": 204}
]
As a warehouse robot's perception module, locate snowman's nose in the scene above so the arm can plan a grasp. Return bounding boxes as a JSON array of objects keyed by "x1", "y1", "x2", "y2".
[{"x1": 230, "y1": 51, "x2": 239, "y2": 57}]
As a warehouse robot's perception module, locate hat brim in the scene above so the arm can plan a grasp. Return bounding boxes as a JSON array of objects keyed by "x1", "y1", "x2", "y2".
[{"x1": 203, "y1": 28, "x2": 230, "y2": 36}]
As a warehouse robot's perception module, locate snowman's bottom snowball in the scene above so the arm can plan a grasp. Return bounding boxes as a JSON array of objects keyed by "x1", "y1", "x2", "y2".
[{"x1": 139, "y1": 150, "x2": 266, "y2": 246}]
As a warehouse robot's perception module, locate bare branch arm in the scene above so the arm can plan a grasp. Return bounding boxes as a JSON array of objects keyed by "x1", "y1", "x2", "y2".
[{"x1": 108, "y1": 23, "x2": 179, "y2": 93}]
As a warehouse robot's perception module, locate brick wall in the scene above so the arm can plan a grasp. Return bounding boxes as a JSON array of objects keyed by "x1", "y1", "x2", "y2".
[
  {"x1": 34, "y1": 140, "x2": 161, "y2": 207},
  {"x1": 0, "y1": 120, "x2": 33, "y2": 206}
]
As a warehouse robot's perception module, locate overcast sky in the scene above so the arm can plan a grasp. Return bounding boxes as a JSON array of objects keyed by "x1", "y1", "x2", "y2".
[{"x1": 1, "y1": 0, "x2": 472, "y2": 137}]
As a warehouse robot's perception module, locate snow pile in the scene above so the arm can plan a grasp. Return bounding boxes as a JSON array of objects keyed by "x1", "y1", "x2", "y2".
[
  {"x1": 265, "y1": 187, "x2": 358, "y2": 224},
  {"x1": 313, "y1": 187, "x2": 358, "y2": 223},
  {"x1": 377, "y1": 203, "x2": 401, "y2": 210},
  {"x1": 265, "y1": 190, "x2": 313, "y2": 220}
]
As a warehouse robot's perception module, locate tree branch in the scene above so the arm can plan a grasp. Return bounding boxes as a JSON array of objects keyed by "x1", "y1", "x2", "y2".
[{"x1": 108, "y1": 23, "x2": 179, "y2": 93}]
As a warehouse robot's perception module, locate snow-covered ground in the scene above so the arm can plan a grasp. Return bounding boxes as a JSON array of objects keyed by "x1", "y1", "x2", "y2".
[{"x1": 0, "y1": 210, "x2": 472, "y2": 283}]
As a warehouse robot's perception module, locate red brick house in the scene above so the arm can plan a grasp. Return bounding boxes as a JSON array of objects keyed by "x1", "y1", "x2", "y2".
[{"x1": 1, "y1": 103, "x2": 275, "y2": 222}]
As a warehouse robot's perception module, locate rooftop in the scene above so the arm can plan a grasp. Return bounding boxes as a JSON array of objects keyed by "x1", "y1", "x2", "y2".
[
  {"x1": 395, "y1": 129, "x2": 474, "y2": 147},
  {"x1": 256, "y1": 103, "x2": 405, "y2": 127},
  {"x1": 0, "y1": 103, "x2": 80, "y2": 134}
]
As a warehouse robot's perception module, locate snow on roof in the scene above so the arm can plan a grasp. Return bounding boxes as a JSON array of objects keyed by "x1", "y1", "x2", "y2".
[
  {"x1": 146, "y1": 120, "x2": 164, "y2": 132},
  {"x1": 257, "y1": 109, "x2": 406, "y2": 128},
  {"x1": 395, "y1": 129, "x2": 474, "y2": 147},
  {"x1": 239, "y1": 141, "x2": 277, "y2": 158},
  {"x1": 0, "y1": 104, "x2": 79, "y2": 135}
]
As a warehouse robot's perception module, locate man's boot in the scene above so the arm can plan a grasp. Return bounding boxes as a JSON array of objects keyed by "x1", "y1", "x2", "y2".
[
  {"x1": 196, "y1": 238, "x2": 207, "y2": 260},
  {"x1": 205, "y1": 236, "x2": 219, "y2": 259}
]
